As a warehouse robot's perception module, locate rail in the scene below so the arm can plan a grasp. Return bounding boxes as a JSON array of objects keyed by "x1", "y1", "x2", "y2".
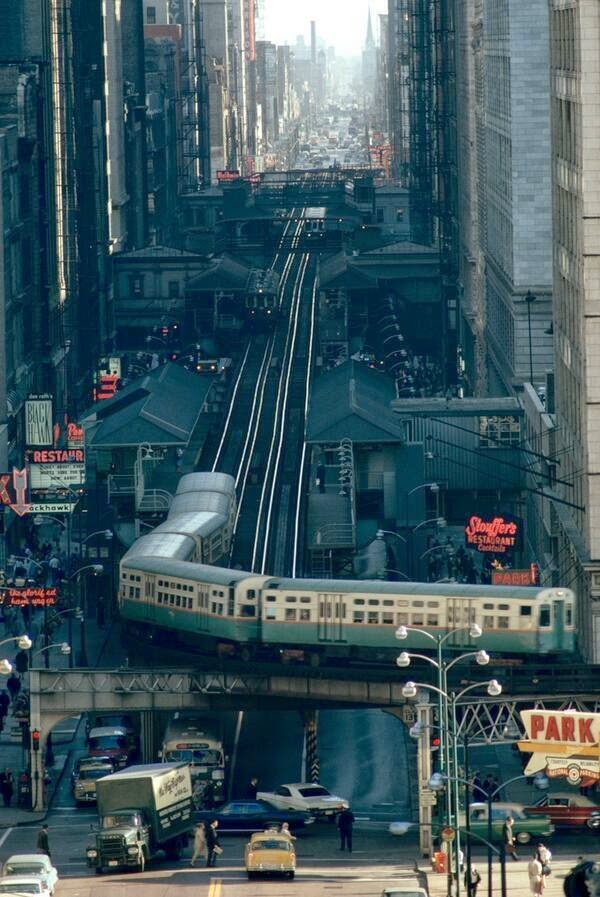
[{"x1": 312, "y1": 522, "x2": 356, "y2": 547}]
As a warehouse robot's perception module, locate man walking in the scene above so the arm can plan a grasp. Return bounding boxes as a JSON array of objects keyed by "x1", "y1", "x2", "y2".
[
  {"x1": 205, "y1": 820, "x2": 220, "y2": 868},
  {"x1": 502, "y1": 815, "x2": 518, "y2": 861},
  {"x1": 338, "y1": 807, "x2": 355, "y2": 852},
  {"x1": 37, "y1": 824, "x2": 51, "y2": 860},
  {"x1": 245, "y1": 777, "x2": 258, "y2": 799},
  {"x1": 0, "y1": 769, "x2": 14, "y2": 807}
]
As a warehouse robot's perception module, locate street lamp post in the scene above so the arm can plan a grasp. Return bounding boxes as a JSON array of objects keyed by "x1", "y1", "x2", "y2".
[
  {"x1": 0, "y1": 635, "x2": 32, "y2": 677},
  {"x1": 404, "y1": 483, "x2": 440, "y2": 577},
  {"x1": 525, "y1": 290, "x2": 536, "y2": 384},
  {"x1": 64, "y1": 564, "x2": 103, "y2": 666}
]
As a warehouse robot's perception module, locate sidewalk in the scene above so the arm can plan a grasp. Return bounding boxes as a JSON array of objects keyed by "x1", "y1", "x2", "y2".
[
  {"x1": 425, "y1": 857, "x2": 579, "y2": 897},
  {"x1": 0, "y1": 608, "x2": 118, "y2": 828}
]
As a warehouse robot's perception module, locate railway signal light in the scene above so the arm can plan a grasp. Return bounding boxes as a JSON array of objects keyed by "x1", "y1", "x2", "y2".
[
  {"x1": 430, "y1": 736, "x2": 440, "y2": 752},
  {"x1": 31, "y1": 729, "x2": 41, "y2": 752}
]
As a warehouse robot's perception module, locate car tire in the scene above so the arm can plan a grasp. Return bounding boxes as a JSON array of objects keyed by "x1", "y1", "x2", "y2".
[
  {"x1": 95, "y1": 867, "x2": 103, "y2": 875},
  {"x1": 288, "y1": 871, "x2": 295, "y2": 879},
  {"x1": 247, "y1": 872, "x2": 255, "y2": 880},
  {"x1": 516, "y1": 832, "x2": 532, "y2": 845}
]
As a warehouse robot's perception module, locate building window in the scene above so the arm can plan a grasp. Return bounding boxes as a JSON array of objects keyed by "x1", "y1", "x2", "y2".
[
  {"x1": 130, "y1": 275, "x2": 144, "y2": 296},
  {"x1": 479, "y1": 415, "x2": 521, "y2": 447},
  {"x1": 396, "y1": 208, "x2": 404, "y2": 222},
  {"x1": 376, "y1": 208, "x2": 384, "y2": 223},
  {"x1": 146, "y1": 5, "x2": 156, "y2": 23},
  {"x1": 168, "y1": 280, "x2": 180, "y2": 299}
]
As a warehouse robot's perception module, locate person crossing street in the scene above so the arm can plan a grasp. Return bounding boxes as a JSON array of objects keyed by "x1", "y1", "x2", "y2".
[{"x1": 338, "y1": 807, "x2": 355, "y2": 852}]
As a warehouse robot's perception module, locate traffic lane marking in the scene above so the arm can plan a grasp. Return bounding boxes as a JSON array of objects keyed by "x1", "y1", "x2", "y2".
[
  {"x1": 208, "y1": 877, "x2": 222, "y2": 897},
  {"x1": 0, "y1": 828, "x2": 13, "y2": 848}
]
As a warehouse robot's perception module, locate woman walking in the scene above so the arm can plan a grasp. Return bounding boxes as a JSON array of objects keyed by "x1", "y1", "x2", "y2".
[
  {"x1": 190, "y1": 822, "x2": 207, "y2": 867},
  {"x1": 528, "y1": 851, "x2": 544, "y2": 895}
]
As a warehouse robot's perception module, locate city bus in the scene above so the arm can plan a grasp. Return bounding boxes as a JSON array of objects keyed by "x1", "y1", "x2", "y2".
[{"x1": 160, "y1": 714, "x2": 226, "y2": 804}]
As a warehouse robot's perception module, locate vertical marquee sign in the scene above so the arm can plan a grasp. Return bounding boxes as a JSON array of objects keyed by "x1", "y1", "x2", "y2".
[{"x1": 25, "y1": 395, "x2": 53, "y2": 447}]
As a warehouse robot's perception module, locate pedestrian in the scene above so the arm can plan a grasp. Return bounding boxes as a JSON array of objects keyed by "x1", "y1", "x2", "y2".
[
  {"x1": 97, "y1": 595, "x2": 106, "y2": 628},
  {"x1": 37, "y1": 824, "x2": 51, "y2": 860},
  {"x1": 492, "y1": 776, "x2": 502, "y2": 801},
  {"x1": 471, "y1": 772, "x2": 483, "y2": 800},
  {"x1": 6, "y1": 673, "x2": 21, "y2": 702},
  {"x1": 537, "y1": 843, "x2": 552, "y2": 877},
  {"x1": 0, "y1": 690, "x2": 9, "y2": 720},
  {"x1": 280, "y1": 822, "x2": 295, "y2": 839},
  {"x1": 502, "y1": 815, "x2": 519, "y2": 861},
  {"x1": 528, "y1": 851, "x2": 544, "y2": 895},
  {"x1": 0, "y1": 768, "x2": 14, "y2": 807},
  {"x1": 202, "y1": 780, "x2": 216, "y2": 809},
  {"x1": 205, "y1": 820, "x2": 221, "y2": 868},
  {"x1": 190, "y1": 822, "x2": 207, "y2": 866},
  {"x1": 338, "y1": 806, "x2": 355, "y2": 852},
  {"x1": 245, "y1": 776, "x2": 258, "y2": 799},
  {"x1": 465, "y1": 865, "x2": 482, "y2": 897}
]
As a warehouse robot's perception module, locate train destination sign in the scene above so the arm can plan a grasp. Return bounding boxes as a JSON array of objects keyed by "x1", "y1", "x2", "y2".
[
  {"x1": 464, "y1": 514, "x2": 522, "y2": 554},
  {"x1": 0, "y1": 586, "x2": 58, "y2": 607},
  {"x1": 517, "y1": 710, "x2": 600, "y2": 787}
]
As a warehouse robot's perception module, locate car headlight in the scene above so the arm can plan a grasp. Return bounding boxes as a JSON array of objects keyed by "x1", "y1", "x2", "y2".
[
  {"x1": 127, "y1": 847, "x2": 139, "y2": 855},
  {"x1": 87, "y1": 850, "x2": 98, "y2": 858}
]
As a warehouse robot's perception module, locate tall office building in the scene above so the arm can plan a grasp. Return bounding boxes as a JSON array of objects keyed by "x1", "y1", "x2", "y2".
[{"x1": 548, "y1": 1, "x2": 600, "y2": 660}]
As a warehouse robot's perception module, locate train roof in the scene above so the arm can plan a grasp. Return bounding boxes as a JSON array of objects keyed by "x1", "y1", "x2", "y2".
[
  {"x1": 120, "y1": 556, "x2": 253, "y2": 585},
  {"x1": 305, "y1": 206, "x2": 327, "y2": 218},
  {"x1": 153, "y1": 512, "x2": 228, "y2": 540},
  {"x1": 169, "y1": 492, "x2": 232, "y2": 516},
  {"x1": 176, "y1": 472, "x2": 236, "y2": 497},
  {"x1": 122, "y1": 533, "x2": 195, "y2": 562},
  {"x1": 260, "y1": 576, "x2": 574, "y2": 601}
]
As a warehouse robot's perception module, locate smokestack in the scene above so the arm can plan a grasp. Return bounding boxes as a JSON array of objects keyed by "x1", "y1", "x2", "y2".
[{"x1": 311, "y1": 20, "x2": 317, "y2": 65}]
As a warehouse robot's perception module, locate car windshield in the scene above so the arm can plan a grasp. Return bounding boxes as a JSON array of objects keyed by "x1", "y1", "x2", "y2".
[
  {"x1": 89, "y1": 736, "x2": 127, "y2": 751},
  {"x1": 0, "y1": 887, "x2": 41, "y2": 894},
  {"x1": 298, "y1": 786, "x2": 330, "y2": 797},
  {"x1": 102, "y1": 813, "x2": 140, "y2": 828},
  {"x1": 5, "y1": 866, "x2": 45, "y2": 876},
  {"x1": 165, "y1": 749, "x2": 221, "y2": 765},
  {"x1": 253, "y1": 840, "x2": 290, "y2": 851},
  {"x1": 79, "y1": 767, "x2": 111, "y2": 780}
]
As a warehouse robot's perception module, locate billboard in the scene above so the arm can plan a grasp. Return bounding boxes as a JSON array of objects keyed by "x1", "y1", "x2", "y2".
[
  {"x1": 464, "y1": 514, "x2": 523, "y2": 554},
  {"x1": 518, "y1": 709, "x2": 600, "y2": 787},
  {"x1": 0, "y1": 586, "x2": 58, "y2": 607},
  {"x1": 25, "y1": 396, "x2": 53, "y2": 446}
]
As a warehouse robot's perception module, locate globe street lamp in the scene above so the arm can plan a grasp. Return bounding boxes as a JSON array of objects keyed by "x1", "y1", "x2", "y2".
[
  {"x1": 0, "y1": 635, "x2": 33, "y2": 651},
  {"x1": 31, "y1": 642, "x2": 71, "y2": 666},
  {"x1": 0, "y1": 659, "x2": 13, "y2": 676}
]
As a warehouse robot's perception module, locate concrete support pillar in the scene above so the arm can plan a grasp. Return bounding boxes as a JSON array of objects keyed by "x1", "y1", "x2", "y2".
[
  {"x1": 140, "y1": 710, "x2": 159, "y2": 763},
  {"x1": 303, "y1": 710, "x2": 319, "y2": 782},
  {"x1": 416, "y1": 700, "x2": 433, "y2": 857}
]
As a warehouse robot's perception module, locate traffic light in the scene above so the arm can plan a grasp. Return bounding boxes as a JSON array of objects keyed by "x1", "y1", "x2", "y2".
[
  {"x1": 15, "y1": 650, "x2": 28, "y2": 674},
  {"x1": 31, "y1": 729, "x2": 40, "y2": 752},
  {"x1": 430, "y1": 736, "x2": 441, "y2": 752}
]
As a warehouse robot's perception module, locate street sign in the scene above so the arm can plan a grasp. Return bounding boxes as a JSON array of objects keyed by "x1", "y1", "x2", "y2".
[
  {"x1": 28, "y1": 502, "x2": 75, "y2": 514},
  {"x1": 441, "y1": 826, "x2": 456, "y2": 842},
  {"x1": 401, "y1": 706, "x2": 416, "y2": 724},
  {"x1": 419, "y1": 789, "x2": 438, "y2": 807}
]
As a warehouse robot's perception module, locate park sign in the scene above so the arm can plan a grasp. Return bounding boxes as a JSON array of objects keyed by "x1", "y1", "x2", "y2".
[{"x1": 517, "y1": 709, "x2": 600, "y2": 787}]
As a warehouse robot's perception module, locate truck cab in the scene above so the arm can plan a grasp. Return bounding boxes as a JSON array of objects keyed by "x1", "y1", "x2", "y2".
[{"x1": 87, "y1": 809, "x2": 151, "y2": 872}]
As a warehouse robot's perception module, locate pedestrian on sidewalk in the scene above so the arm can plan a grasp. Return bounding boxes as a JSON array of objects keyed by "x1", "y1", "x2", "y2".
[
  {"x1": 338, "y1": 806, "x2": 355, "y2": 852},
  {"x1": 37, "y1": 824, "x2": 51, "y2": 860},
  {"x1": 190, "y1": 822, "x2": 207, "y2": 866},
  {"x1": 0, "y1": 769, "x2": 14, "y2": 807},
  {"x1": 0, "y1": 689, "x2": 9, "y2": 720},
  {"x1": 465, "y1": 865, "x2": 481, "y2": 897},
  {"x1": 245, "y1": 776, "x2": 258, "y2": 799},
  {"x1": 537, "y1": 843, "x2": 552, "y2": 877},
  {"x1": 205, "y1": 820, "x2": 220, "y2": 867},
  {"x1": 6, "y1": 672, "x2": 21, "y2": 702},
  {"x1": 502, "y1": 815, "x2": 519, "y2": 861},
  {"x1": 528, "y1": 851, "x2": 544, "y2": 894}
]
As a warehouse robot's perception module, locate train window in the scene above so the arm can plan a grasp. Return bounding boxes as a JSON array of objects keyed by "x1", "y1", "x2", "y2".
[
  {"x1": 498, "y1": 604, "x2": 509, "y2": 610},
  {"x1": 383, "y1": 599, "x2": 394, "y2": 606},
  {"x1": 520, "y1": 606, "x2": 532, "y2": 616},
  {"x1": 368, "y1": 599, "x2": 379, "y2": 606},
  {"x1": 483, "y1": 615, "x2": 494, "y2": 628},
  {"x1": 176, "y1": 583, "x2": 181, "y2": 590},
  {"x1": 240, "y1": 605, "x2": 256, "y2": 617},
  {"x1": 427, "y1": 615, "x2": 439, "y2": 626},
  {"x1": 211, "y1": 602, "x2": 217, "y2": 613},
  {"x1": 483, "y1": 603, "x2": 494, "y2": 610},
  {"x1": 129, "y1": 587, "x2": 135, "y2": 597},
  {"x1": 354, "y1": 599, "x2": 365, "y2": 605},
  {"x1": 285, "y1": 609, "x2": 297, "y2": 621},
  {"x1": 135, "y1": 588, "x2": 140, "y2": 598},
  {"x1": 300, "y1": 609, "x2": 311, "y2": 621},
  {"x1": 397, "y1": 612, "x2": 408, "y2": 625},
  {"x1": 247, "y1": 590, "x2": 256, "y2": 599},
  {"x1": 397, "y1": 600, "x2": 409, "y2": 607},
  {"x1": 353, "y1": 611, "x2": 364, "y2": 623},
  {"x1": 300, "y1": 596, "x2": 311, "y2": 603},
  {"x1": 265, "y1": 606, "x2": 276, "y2": 620},
  {"x1": 539, "y1": 605, "x2": 551, "y2": 627},
  {"x1": 368, "y1": 612, "x2": 379, "y2": 624},
  {"x1": 176, "y1": 596, "x2": 181, "y2": 607},
  {"x1": 158, "y1": 579, "x2": 163, "y2": 586},
  {"x1": 382, "y1": 612, "x2": 394, "y2": 624},
  {"x1": 266, "y1": 595, "x2": 277, "y2": 602},
  {"x1": 497, "y1": 617, "x2": 509, "y2": 629},
  {"x1": 286, "y1": 596, "x2": 297, "y2": 603},
  {"x1": 566, "y1": 605, "x2": 573, "y2": 627},
  {"x1": 212, "y1": 590, "x2": 218, "y2": 597},
  {"x1": 427, "y1": 601, "x2": 439, "y2": 608},
  {"x1": 412, "y1": 614, "x2": 424, "y2": 625},
  {"x1": 157, "y1": 593, "x2": 162, "y2": 603},
  {"x1": 170, "y1": 595, "x2": 175, "y2": 605},
  {"x1": 414, "y1": 601, "x2": 424, "y2": 607}
]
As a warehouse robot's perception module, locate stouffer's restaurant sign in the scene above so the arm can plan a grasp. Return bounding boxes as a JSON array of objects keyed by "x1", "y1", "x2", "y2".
[
  {"x1": 517, "y1": 710, "x2": 600, "y2": 787},
  {"x1": 464, "y1": 514, "x2": 522, "y2": 554}
]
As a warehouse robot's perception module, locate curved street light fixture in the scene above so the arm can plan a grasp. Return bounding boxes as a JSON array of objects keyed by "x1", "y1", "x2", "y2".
[{"x1": 0, "y1": 635, "x2": 32, "y2": 651}]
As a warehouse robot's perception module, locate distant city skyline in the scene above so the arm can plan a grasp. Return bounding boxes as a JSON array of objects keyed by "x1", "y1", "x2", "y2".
[{"x1": 263, "y1": 0, "x2": 388, "y2": 56}]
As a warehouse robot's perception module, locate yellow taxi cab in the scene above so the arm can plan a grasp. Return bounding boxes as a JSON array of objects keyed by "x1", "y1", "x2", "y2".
[{"x1": 245, "y1": 829, "x2": 296, "y2": 879}]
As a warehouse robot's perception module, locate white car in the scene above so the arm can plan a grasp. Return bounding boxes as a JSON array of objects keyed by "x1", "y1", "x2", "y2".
[
  {"x1": 2, "y1": 857, "x2": 58, "y2": 896},
  {"x1": 0, "y1": 875, "x2": 49, "y2": 896},
  {"x1": 256, "y1": 783, "x2": 349, "y2": 818}
]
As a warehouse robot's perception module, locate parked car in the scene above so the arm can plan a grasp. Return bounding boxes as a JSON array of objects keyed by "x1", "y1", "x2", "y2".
[
  {"x1": 71, "y1": 754, "x2": 115, "y2": 785},
  {"x1": 256, "y1": 783, "x2": 349, "y2": 819},
  {"x1": 245, "y1": 829, "x2": 296, "y2": 879},
  {"x1": 0, "y1": 875, "x2": 48, "y2": 895},
  {"x1": 465, "y1": 801, "x2": 555, "y2": 844},
  {"x1": 1, "y1": 857, "x2": 58, "y2": 896},
  {"x1": 382, "y1": 889, "x2": 428, "y2": 897},
  {"x1": 194, "y1": 800, "x2": 313, "y2": 833},
  {"x1": 524, "y1": 791, "x2": 600, "y2": 830}
]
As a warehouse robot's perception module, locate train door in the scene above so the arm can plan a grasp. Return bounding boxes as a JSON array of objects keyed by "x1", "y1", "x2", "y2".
[
  {"x1": 553, "y1": 598, "x2": 565, "y2": 652},
  {"x1": 197, "y1": 586, "x2": 210, "y2": 632},
  {"x1": 143, "y1": 575, "x2": 156, "y2": 622},
  {"x1": 317, "y1": 593, "x2": 346, "y2": 642},
  {"x1": 445, "y1": 597, "x2": 475, "y2": 647}
]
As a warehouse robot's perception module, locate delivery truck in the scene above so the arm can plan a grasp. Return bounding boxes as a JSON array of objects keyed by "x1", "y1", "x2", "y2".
[{"x1": 85, "y1": 763, "x2": 192, "y2": 873}]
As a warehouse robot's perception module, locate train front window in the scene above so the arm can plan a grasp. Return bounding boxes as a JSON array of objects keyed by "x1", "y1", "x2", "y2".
[
  {"x1": 539, "y1": 605, "x2": 551, "y2": 627},
  {"x1": 565, "y1": 604, "x2": 574, "y2": 627}
]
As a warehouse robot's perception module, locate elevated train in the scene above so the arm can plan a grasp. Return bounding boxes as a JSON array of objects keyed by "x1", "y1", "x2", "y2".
[{"x1": 119, "y1": 474, "x2": 576, "y2": 666}]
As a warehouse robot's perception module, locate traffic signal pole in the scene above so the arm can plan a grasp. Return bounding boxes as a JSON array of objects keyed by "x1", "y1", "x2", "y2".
[{"x1": 416, "y1": 699, "x2": 434, "y2": 856}]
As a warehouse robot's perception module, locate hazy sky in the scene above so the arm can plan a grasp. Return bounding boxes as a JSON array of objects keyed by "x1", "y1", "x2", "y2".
[{"x1": 263, "y1": 0, "x2": 388, "y2": 57}]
